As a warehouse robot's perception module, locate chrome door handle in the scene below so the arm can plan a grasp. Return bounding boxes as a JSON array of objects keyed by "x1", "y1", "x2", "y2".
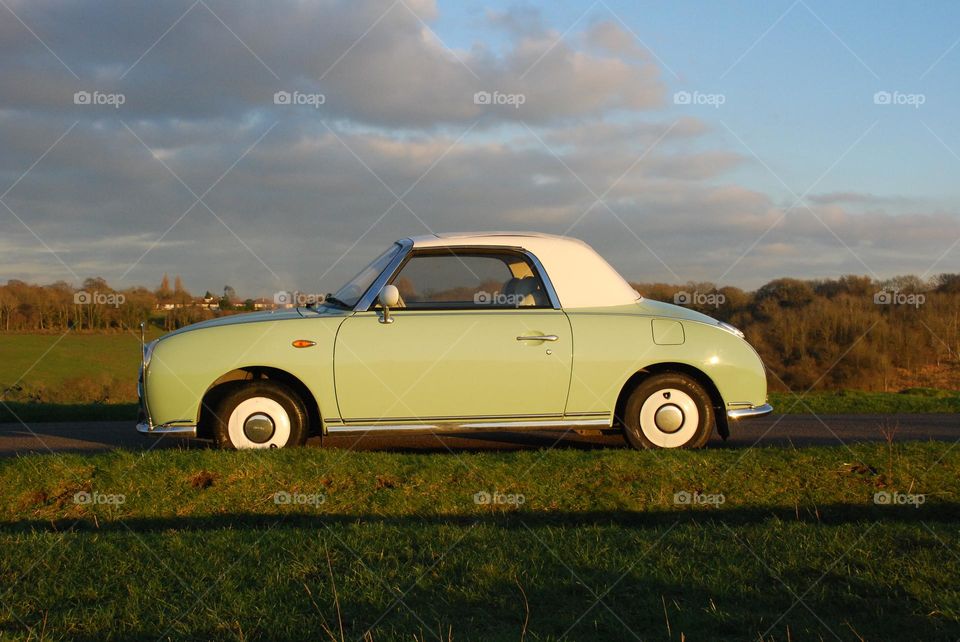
[{"x1": 516, "y1": 334, "x2": 559, "y2": 342}]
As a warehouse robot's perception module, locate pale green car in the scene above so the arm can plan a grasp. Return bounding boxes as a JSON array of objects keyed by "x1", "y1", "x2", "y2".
[{"x1": 137, "y1": 232, "x2": 771, "y2": 450}]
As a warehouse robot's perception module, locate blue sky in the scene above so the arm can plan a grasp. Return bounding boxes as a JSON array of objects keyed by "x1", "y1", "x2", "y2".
[{"x1": 439, "y1": 0, "x2": 960, "y2": 204}]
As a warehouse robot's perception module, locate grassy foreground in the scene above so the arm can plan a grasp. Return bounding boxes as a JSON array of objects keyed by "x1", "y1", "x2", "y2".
[{"x1": 0, "y1": 443, "x2": 957, "y2": 640}]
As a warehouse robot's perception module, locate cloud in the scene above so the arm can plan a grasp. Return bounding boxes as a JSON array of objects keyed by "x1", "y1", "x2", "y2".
[
  {"x1": 0, "y1": 0, "x2": 957, "y2": 297},
  {"x1": 0, "y1": 0, "x2": 665, "y2": 127},
  {"x1": 806, "y1": 192, "x2": 915, "y2": 207}
]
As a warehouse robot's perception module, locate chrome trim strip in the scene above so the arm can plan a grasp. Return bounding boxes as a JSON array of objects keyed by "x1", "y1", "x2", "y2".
[
  {"x1": 342, "y1": 412, "x2": 564, "y2": 424},
  {"x1": 357, "y1": 242, "x2": 562, "y2": 311},
  {"x1": 726, "y1": 403, "x2": 773, "y2": 420},
  {"x1": 326, "y1": 417, "x2": 611, "y2": 435},
  {"x1": 521, "y1": 249, "x2": 561, "y2": 309},
  {"x1": 355, "y1": 238, "x2": 414, "y2": 312},
  {"x1": 460, "y1": 419, "x2": 610, "y2": 429},
  {"x1": 136, "y1": 422, "x2": 198, "y2": 437}
]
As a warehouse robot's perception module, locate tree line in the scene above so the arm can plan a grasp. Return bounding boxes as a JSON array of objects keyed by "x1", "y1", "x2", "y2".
[
  {"x1": 1, "y1": 273, "x2": 958, "y2": 391},
  {"x1": 0, "y1": 275, "x2": 250, "y2": 333}
]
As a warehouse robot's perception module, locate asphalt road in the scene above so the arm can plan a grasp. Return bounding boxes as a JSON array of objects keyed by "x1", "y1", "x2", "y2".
[{"x1": 0, "y1": 414, "x2": 956, "y2": 456}]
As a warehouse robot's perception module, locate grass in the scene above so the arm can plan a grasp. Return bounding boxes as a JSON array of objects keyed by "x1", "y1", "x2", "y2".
[
  {"x1": 0, "y1": 332, "x2": 150, "y2": 405},
  {"x1": 0, "y1": 443, "x2": 957, "y2": 640},
  {"x1": 770, "y1": 388, "x2": 960, "y2": 414}
]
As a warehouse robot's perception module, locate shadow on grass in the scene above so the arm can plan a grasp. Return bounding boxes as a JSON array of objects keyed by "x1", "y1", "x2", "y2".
[
  {"x1": 3, "y1": 503, "x2": 958, "y2": 534},
  {"x1": 3, "y1": 507, "x2": 958, "y2": 641}
]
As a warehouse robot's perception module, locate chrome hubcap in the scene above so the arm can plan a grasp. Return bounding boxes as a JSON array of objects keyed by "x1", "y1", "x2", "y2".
[
  {"x1": 654, "y1": 403, "x2": 684, "y2": 433},
  {"x1": 242, "y1": 412, "x2": 275, "y2": 443}
]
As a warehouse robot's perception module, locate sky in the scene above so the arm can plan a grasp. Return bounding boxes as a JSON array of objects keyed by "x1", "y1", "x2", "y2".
[{"x1": 1, "y1": 0, "x2": 958, "y2": 297}]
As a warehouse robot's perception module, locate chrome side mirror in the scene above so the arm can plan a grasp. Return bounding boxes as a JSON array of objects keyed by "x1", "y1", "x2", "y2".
[{"x1": 378, "y1": 284, "x2": 400, "y2": 324}]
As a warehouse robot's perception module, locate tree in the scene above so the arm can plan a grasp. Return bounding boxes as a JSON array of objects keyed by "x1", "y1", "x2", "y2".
[{"x1": 156, "y1": 274, "x2": 172, "y2": 306}]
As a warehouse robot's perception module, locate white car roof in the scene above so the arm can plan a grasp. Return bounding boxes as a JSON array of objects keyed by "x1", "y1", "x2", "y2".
[{"x1": 407, "y1": 232, "x2": 640, "y2": 309}]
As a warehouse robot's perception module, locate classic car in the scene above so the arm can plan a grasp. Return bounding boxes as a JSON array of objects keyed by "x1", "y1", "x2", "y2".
[{"x1": 137, "y1": 232, "x2": 772, "y2": 449}]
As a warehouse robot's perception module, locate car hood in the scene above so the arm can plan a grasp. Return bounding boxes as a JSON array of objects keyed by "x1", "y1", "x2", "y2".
[
  {"x1": 636, "y1": 298, "x2": 720, "y2": 325},
  {"x1": 160, "y1": 306, "x2": 349, "y2": 340}
]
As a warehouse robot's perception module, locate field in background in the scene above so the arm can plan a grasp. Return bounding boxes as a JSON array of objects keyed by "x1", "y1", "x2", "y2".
[
  {"x1": 0, "y1": 331, "x2": 162, "y2": 405},
  {"x1": 0, "y1": 443, "x2": 956, "y2": 640},
  {"x1": 1, "y1": 332, "x2": 959, "y2": 423}
]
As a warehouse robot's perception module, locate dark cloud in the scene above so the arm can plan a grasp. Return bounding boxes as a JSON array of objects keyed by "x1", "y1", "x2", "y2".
[{"x1": 0, "y1": 0, "x2": 957, "y2": 297}]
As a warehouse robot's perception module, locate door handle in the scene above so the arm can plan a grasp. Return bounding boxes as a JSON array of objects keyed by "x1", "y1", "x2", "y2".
[{"x1": 516, "y1": 334, "x2": 559, "y2": 342}]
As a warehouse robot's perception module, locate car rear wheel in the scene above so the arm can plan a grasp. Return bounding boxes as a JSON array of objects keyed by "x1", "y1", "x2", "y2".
[
  {"x1": 212, "y1": 381, "x2": 308, "y2": 450},
  {"x1": 622, "y1": 373, "x2": 714, "y2": 449}
]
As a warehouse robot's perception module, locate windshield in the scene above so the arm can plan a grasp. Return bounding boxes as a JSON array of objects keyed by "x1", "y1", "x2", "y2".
[{"x1": 325, "y1": 243, "x2": 402, "y2": 308}]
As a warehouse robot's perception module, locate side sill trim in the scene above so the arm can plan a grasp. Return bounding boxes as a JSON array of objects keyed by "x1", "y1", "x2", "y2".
[
  {"x1": 327, "y1": 418, "x2": 610, "y2": 436},
  {"x1": 136, "y1": 422, "x2": 198, "y2": 437},
  {"x1": 726, "y1": 403, "x2": 774, "y2": 420}
]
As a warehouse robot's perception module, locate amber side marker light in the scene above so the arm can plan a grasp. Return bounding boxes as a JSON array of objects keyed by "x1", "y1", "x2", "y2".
[{"x1": 292, "y1": 340, "x2": 316, "y2": 348}]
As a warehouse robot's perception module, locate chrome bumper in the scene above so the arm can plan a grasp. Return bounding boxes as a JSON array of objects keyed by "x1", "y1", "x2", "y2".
[
  {"x1": 136, "y1": 421, "x2": 197, "y2": 437},
  {"x1": 726, "y1": 403, "x2": 774, "y2": 420}
]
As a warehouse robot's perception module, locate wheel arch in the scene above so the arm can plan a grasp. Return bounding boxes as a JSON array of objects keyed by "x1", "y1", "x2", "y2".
[
  {"x1": 613, "y1": 362, "x2": 727, "y2": 435},
  {"x1": 197, "y1": 366, "x2": 322, "y2": 439}
]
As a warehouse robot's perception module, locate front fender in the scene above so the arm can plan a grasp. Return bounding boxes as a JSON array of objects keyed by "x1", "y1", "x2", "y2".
[{"x1": 143, "y1": 317, "x2": 343, "y2": 429}]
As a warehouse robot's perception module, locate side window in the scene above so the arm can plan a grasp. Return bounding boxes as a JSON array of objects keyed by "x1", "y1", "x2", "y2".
[{"x1": 386, "y1": 251, "x2": 551, "y2": 309}]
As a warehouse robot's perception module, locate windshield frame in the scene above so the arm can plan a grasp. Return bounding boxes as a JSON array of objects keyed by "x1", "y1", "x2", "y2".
[{"x1": 325, "y1": 239, "x2": 412, "y2": 310}]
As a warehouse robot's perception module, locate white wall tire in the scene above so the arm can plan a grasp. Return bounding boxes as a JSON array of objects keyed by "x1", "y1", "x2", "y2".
[
  {"x1": 622, "y1": 373, "x2": 714, "y2": 450},
  {"x1": 212, "y1": 381, "x2": 308, "y2": 450},
  {"x1": 226, "y1": 397, "x2": 291, "y2": 449}
]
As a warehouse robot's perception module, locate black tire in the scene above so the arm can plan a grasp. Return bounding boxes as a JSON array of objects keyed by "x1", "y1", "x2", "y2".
[
  {"x1": 622, "y1": 373, "x2": 714, "y2": 450},
  {"x1": 211, "y1": 380, "x2": 308, "y2": 450}
]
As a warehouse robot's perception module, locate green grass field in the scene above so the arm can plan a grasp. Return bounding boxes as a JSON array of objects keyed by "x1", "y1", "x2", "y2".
[
  {"x1": 0, "y1": 443, "x2": 957, "y2": 640},
  {"x1": 0, "y1": 332, "x2": 153, "y2": 405}
]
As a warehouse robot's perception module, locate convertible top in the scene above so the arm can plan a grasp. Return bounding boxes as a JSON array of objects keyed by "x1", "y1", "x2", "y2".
[{"x1": 406, "y1": 232, "x2": 641, "y2": 309}]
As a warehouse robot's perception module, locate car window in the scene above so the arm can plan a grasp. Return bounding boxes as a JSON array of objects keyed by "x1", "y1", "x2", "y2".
[
  {"x1": 388, "y1": 251, "x2": 550, "y2": 309},
  {"x1": 328, "y1": 242, "x2": 402, "y2": 308}
]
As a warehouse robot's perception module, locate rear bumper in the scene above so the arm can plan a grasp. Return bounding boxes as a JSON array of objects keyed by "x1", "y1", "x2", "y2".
[{"x1": 726, "y1": 403, "x2": 774, "y2": 420}]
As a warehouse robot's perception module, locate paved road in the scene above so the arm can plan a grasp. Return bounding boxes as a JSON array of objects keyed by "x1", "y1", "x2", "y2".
[{"x1": 0, "y1": 414, "x2": 956, "y2": 456}]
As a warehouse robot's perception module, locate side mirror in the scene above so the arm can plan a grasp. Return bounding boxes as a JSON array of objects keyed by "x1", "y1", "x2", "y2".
[{"x1": 378, "y1": 285, "x2": 400, "y2": 324}]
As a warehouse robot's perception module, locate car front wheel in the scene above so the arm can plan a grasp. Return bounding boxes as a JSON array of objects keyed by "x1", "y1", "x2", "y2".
[
  {"x1": 622, "y1": 373, "x2": 714, "y2": 449},
  {"x1": 212, "y1": 381, "x2": 308, "y2": 449}
]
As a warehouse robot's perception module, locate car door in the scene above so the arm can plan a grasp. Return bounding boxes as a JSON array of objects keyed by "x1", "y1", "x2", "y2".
[{"x1": 333, "y1": 248, "x2": 572, "y2": 424}]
